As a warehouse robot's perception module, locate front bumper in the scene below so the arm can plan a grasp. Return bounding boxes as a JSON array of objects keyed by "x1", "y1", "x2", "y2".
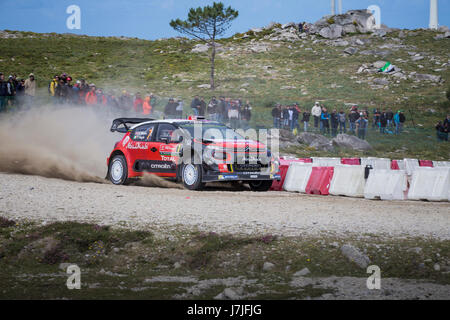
[{"x1": 202, "y1": 172, "x2": 281, "y2": 183}]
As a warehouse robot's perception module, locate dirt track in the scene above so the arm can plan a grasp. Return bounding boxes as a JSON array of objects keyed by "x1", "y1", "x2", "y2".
[{"x1": 1, "y1": 172, "x2": 449, "y2": 239}]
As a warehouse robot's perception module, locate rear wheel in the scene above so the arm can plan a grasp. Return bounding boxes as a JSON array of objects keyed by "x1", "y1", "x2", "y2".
[
  {"x1": 248, "y1": 180, "x2": 272, "y2": 192},
  {"x1": 181, "y1": 162, "x2": 204, "y2": 190},
  {"x1": 108, "y1": 155, "x2": 129, "y2": 185}
]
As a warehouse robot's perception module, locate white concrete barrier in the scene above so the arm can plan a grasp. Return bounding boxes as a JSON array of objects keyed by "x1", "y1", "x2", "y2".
[
  {"x1": 364, "y1": 169, "x2": 408, "y2": 200},
  {"x1": 329, "y1": 165, "x2": 366, "y2": 197},
  {"x1": 312, "y1": 157, "x2": 341, "y2": 167},
  {"x1": 283, "y1": 163, "x2": 313, "y2": 193},
  {"x1": 433, "y1": 161, "x2": 450, "y2": 168},
  {"x1": 403, "y1": 158, "x2": 420, "y2": 175},
  {"x1": 408, "y1": 167, "x2": 450, "y2": 202},
  {"x1": 360, "y1": 157, "x2": 391, "y2": 170}
]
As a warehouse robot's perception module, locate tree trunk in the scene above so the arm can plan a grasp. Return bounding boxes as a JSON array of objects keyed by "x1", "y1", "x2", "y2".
[{"x1": 210, "y1": 41, "x2": 216, "y2": 90}]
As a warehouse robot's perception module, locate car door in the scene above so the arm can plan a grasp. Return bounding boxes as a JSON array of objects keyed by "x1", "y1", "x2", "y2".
[
  {"x1": 127, "y1": 123, "x2": 158, "y2": 172},
  {"x1": 151, "y1": 123, "x2": 180, "y2": 177}
]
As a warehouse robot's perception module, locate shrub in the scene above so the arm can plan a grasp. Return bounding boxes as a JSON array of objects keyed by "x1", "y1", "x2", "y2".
[{"x1": 327, "y1": 17, "x2": 335, "y2": 25}]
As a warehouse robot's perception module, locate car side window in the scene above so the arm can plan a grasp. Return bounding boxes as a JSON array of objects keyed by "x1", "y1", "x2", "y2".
[
  {"x1": 131, "y1": 124, "x2": 155, "y2": 142},
  {"x1": 155, "y1": 124, "x2": 177, "y2": 142}
]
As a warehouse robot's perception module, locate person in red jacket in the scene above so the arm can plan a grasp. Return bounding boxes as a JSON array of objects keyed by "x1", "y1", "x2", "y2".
[
  {"x1": 85, "y1": 85, "x2": 98, "y2": 105},
  {"x1": 142, "y1": 95, "x2": 152, "y2": 115}
]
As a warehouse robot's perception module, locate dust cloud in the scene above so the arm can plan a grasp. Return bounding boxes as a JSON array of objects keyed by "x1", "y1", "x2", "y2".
[{"x1": 0, "y1": 106, "x2": 119, "y2": 183}]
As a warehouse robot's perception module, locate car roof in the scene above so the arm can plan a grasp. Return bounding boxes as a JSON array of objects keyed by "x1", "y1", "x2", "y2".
[{"x1": 129, "y1": 119, "x2": 220, "y2": 130}]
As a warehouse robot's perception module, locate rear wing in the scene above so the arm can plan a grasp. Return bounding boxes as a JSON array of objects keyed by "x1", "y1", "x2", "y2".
[{"x1": 110, "y1": 118, "x2": 155, "y2": 133}]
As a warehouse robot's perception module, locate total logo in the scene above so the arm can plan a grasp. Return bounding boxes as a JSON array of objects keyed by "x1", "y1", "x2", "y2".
[{"x1": 161, "y1": 155, "x2": 177, "y2": 162}]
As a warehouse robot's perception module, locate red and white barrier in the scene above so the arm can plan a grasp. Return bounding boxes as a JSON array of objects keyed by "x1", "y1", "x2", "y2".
[
  {"x1": 329, "y1": 165, "x2": 366, "y2": 198},
  {"x1": 364, "y1": 169, "x2": 408, "y2": 200},
  {"x1": 312, "y1": 157, "x2": 341, "y2": 167},
  {"x1": 361, "y1": 157, "x2": 391, "y2": 170},
  {"x1": 283, "y1": 163, "x2": 313, "y2": 193},
  {"x1": 270, "y1": 158, "x2": 312, "y2": 191},
  {"x1": 305, "y1": 166, "x2": 334, "y2": 195},
  {"x1": 408, "y1": 167, "x2": 450, "y2": 202}
]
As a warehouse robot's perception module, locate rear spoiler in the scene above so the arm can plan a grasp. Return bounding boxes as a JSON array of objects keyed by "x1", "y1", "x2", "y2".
[{"x1": 110, "y1": 118, "x2": 155, "y2": 133}]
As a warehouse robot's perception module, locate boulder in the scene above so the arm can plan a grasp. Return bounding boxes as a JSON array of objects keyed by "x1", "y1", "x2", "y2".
[
  {"x1": 344, "y1": 47, "x2": 358, "y2": 55},
  {"x1": 372, "y1": 29, "x2": 387, "y2": 37},
  {"x1": 414, "y1": 73, "x2": 442, "y2": 83},
  {"x1": 438, "y1": 25, "x2": 450, "y2": 33},
  {"x1": 319, "y1": 24, "x2": 343, "y2": 39},
  {"x1": 373, "y1": 78, "x2": 389, "y2": 86},
  {"x1": 341, "y1": 244, "x2": 370, "y2": 269},
  {"x1": 281, "y1": 22, "x2": 297, "y2": 29},
  {"x1": 297, "y1": 132, "x2": 334, "y2": 152},
  {"x1": 191, "y1": 43, "x2": 209, "y2": 53},
  {"x1": 332, "y1": 134, "x2": 372, "y2": 151},
  {"x1": 264, "y1": 22, "x2": 278, "y2": 30}
]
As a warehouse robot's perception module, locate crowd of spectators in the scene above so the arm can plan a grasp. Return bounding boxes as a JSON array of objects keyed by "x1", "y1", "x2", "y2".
[
  {"x1": 1, "y1": 72, "x2": 447, "y2": 140},
  {"x1": 0, "y1": 72, "x2": 253, "y2": 130},
  {"x1": 271, "y1": 102, "x2": 408, "y2": 140}
]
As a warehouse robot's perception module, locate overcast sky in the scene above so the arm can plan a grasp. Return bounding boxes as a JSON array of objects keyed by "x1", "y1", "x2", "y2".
[{"x1": 1, "y1": 0, "x2": 449, "y2": 40}]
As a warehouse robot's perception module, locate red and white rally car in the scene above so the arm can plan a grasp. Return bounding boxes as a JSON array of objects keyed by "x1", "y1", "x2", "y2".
[{"x1": 106, "y1": 117, "x2": 280, "y2": 191}]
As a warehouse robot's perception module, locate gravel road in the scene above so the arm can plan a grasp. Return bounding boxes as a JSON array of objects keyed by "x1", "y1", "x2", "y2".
[{"x1": 1, "y1": 172, "x2": 449, "y2": 239}]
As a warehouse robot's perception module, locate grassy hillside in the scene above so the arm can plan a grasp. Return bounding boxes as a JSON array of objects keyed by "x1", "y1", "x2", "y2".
[{"x1": 0, "y1": 28, "x2": 449, "y2": 159}]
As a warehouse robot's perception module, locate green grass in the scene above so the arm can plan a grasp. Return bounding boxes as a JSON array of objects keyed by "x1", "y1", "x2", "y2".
[{"x1": 0, "y1": 219, "x2": 449, "y2": 299}]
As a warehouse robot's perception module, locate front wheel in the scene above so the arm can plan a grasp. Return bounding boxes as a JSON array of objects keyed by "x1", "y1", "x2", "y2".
[
  {"x1": 181, "y1": 163, "x2": 204, "y2": 190},
  {"x1": 108, "y1": 155, "x2": 129, "y2": 185},
  {"x1": 248, "y1": 180, "x2": 273, "y2": 192}
]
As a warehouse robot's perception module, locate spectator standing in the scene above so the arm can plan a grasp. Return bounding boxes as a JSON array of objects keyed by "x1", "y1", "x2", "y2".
[
  {"x1": 386, "y1": 109, "x2": 394, "y2": 129},
  {"x1": 320, "y1": 108, "x2": 330, "y2": 134},
  {"x1": 176, "y1": 99, "x2": 185, "y2": 118},
  {"x1": 85, "y1": 85, "x2": 98, "y2": 105},
  {"x1": 190, "y1": 96, "x2": 200, "y2": 116},
  {"x1": 330, "y1": 109, "x2": 339, "y2": 137},
  {"x1": 164, "y1": 98, "x2": 178, "y2": 119},
  {"x1": 394, "y1": 110, "x2": 405, "y2": 134},
  {"x1": 435, "y1": 121, "x2": 447, "y2": 142},
  {"x1": 348, "y1": 109, "x2": 359, "y2": 134},
  {"x1": 311, "y1": 102, "x2": 321, "y2": 130},
  {"x1": 228, "y1": 101, "x2": 240, "y2": 129},
  {"x1": 15, "y1": 79, "x2": 25, "y2": 108},
  {"x1": 48, "y1": 75, "x2": 59, "y2": 103},
  {"x1": 272, "y1": 104, "x2": 281, "y2": 128},
  {"x1": 379, "y1": 111, "x2": 388, "y2": 134},
  {"x1": 134, "y1": 93, "x2": 144, "y2": 114},
  {"x1": 373, "y1": 109, "x2": 380, "y2": 129},
  {"x1": 241, "y1": 101, "x2": 252, "y2": 130},
  {"x1": 442, "y1": 114, "x2": 450, "y2": 141},
  {"x1": 0, "y1": 73, "x2": 7, "y2": 112},
  {"x1": 356, "y1": 114, "x2": 369, "y2": 140},
  {"x1": 302, "y1": 110, "x2": 310, "y2": 132},
  {"x1": 142, "y1": 95, "x2": 152, "y2": 115},
  {"x1": 24, "y1": 73, "x2": 36, "y2": 107},
  {"x1": 207, "y1": 96, "x2": 218, "y2": 120},
  {"x1": 338, "y1": 110, "x2": 346, "y2": 133},
  {"x1": 198, "y1": 97, "x2": 206, "y2": 117}
]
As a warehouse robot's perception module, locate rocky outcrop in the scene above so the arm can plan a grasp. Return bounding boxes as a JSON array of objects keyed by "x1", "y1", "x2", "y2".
[
  {"x1": 332, "y1": 134, "x2": 372, "y2": 151},
  {"x1": 310, "y1": 9, "x2": 377, "y2": 39},
  {"x1": 297, "y1": 132, "x2": 335, "y2": 152}
]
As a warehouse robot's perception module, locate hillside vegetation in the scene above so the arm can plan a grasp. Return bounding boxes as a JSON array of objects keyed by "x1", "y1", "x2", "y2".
[{"x1": 0, "y1": 26, "x2": 449, "y2": 160}]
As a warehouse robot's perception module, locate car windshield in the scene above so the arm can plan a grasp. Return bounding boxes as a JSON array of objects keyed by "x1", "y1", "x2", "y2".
[{"x1": 178, "y1": 122, "x2": 245, "y2": 141}]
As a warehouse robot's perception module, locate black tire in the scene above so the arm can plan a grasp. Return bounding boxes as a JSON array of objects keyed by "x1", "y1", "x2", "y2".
[
  {"x1": 108, "y1": 155, "x2": 129, "y2": 185},
  {"x1": 248, "y1": 180, "x2": 272, "y2": 192},
  {"x1": 181, "y1": 162, "x2": 204, "y2": 190}
]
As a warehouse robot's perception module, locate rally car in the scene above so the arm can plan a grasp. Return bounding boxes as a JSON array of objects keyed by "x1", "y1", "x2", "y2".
[{"x1": 106, "y1": 117, "x2": 280, "y2": 191}]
